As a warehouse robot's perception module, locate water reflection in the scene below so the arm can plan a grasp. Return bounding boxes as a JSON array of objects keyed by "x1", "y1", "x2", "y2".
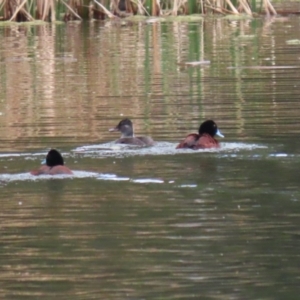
[
  {"x1": 0, "y1": 16, "x2": 300, "y2": 300},
  {"x1": 0, "y1": 17, "x2": 299, "y2": 150}
]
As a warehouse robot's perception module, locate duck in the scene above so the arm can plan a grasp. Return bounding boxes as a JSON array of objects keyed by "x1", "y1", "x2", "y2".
[
  {"x1": 109, "y1": 118, "x2": 154, "y2": 146},
  {"x1": 30, "y1": 149, "x2": 73, "y2": 175},
  {"x1": 176, "y1": 120, "x2": 224, "y2": 149}
]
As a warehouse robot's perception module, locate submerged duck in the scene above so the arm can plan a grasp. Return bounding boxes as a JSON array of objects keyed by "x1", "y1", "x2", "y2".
[
  {"x1": 109, "y1": 118, "x2": 154, "y2": 146},
  {"x1": 31, "y1": 149, "x2": 73, "y2": 175},
  {"x1": 176, "y1": 120, "x2": 224, "y2": 149}
]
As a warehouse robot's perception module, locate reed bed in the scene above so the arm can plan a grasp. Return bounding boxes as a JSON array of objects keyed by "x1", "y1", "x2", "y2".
[{"x1": 0, "y1": 0, "x2": 278, "y2": 22}]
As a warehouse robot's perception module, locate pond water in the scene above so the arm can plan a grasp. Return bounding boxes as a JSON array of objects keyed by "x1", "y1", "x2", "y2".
[{"x1": 0, "y1": 15, "x2": 300, "y2": 300}]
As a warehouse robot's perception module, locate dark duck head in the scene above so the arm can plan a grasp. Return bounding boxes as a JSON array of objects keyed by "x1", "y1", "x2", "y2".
[
  {"x1": 199, "y1": 120, "x2": 224, "y2": 138},
  {"x1": 46, "y1": 149, "x2": 65, "y2": 166}
]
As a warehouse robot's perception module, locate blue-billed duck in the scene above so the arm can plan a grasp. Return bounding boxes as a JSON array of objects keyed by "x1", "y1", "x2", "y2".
[
  {"x1": 31, "y1": 149, "x2": 73, "y2": 175},
  {"x1": 109, "y1": 118, "x2": 154, "y2": 146},
  {"x1": 176, "y1": 120, "x2": 224, "y2": 149}
]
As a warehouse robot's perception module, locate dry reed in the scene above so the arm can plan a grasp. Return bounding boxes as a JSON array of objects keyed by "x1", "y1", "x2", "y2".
[{"x1": 0, "y1": 0, "x2": 279, "y2": 22}]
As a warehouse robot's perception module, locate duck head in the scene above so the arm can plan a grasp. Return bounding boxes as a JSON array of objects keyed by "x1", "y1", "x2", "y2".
[
  {"x1": 46, "y1": 149, "x2": 65, "y2": 167},
  {"x1": 199, "y1": 120, "x2": 224, "y2": 138},
  {"x1": 109, "y1": 118, "x2": 134, "y2": 137}
]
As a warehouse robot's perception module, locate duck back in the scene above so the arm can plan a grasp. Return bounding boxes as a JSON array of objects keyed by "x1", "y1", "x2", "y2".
[
  {"x1": 194, "y1": 134, "x2": 220, "y2": 149},
  {"x1": 31, "y1": 165, "x2": 73, "y2": 175},
  {"x1": 176, "y1": 133, "x2": 199, "y2": 149},
  {"x1": 136, "y1": 136, "x2": 154, "y2": 146},
  {"x1": 116, "y1": 137, "x2": 146, "y2": 146}
]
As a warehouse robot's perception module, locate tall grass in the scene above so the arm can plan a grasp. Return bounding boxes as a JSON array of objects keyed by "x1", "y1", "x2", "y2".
[{"x1": 0, "y1": 0, "x2": 278, "y2": 22}]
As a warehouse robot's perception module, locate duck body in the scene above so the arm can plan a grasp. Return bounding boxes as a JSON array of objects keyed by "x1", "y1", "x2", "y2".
[
  {"x1": 115, "y1": 136, "x2": 153, "y2": 146},
  {"x1": 176, "y1": 120, "x2": 224, "y2": 150},
  {"x1": 109, "y1": 118, "x2": 154, "y2": 146},
  {"x1": 176, "y1": 133, "x2": 220, "y2": 149},
  {"x1": 31, "y1": 149, "x2": 73, "y2": 176}
]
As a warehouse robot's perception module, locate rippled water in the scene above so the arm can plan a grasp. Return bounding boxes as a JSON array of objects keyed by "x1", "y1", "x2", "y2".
[{"x1": 0, "y1": 15, "x2": 300, "y2": 300}]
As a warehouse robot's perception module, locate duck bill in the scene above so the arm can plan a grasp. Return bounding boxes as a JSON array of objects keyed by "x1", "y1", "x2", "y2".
[
  {"x1": 216, "y1": 129, "x2": 224, "y2": 138},
  {"x1": 109, "y1": 127, "x2": 119, "y2": 132}
]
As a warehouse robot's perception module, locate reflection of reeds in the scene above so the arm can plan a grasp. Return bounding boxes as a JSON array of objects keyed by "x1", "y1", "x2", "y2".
[
  {"x1": 0, "y1": 0, "x2": 277, "y2": 22},
  {"x1": 1, "y1": 14, "x2": 298, "y2": 148}
]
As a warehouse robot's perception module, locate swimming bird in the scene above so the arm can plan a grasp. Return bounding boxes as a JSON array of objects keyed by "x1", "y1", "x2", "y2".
[
  {"x1": 30, "y1": 149, "x2": 73, "y2": 175},
  {"x1": 176, "y1": 120, "x2": 224, "y2": 149},
  {"x1": 109, "y1": 118, "x2": 154, "y2": 146}
]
